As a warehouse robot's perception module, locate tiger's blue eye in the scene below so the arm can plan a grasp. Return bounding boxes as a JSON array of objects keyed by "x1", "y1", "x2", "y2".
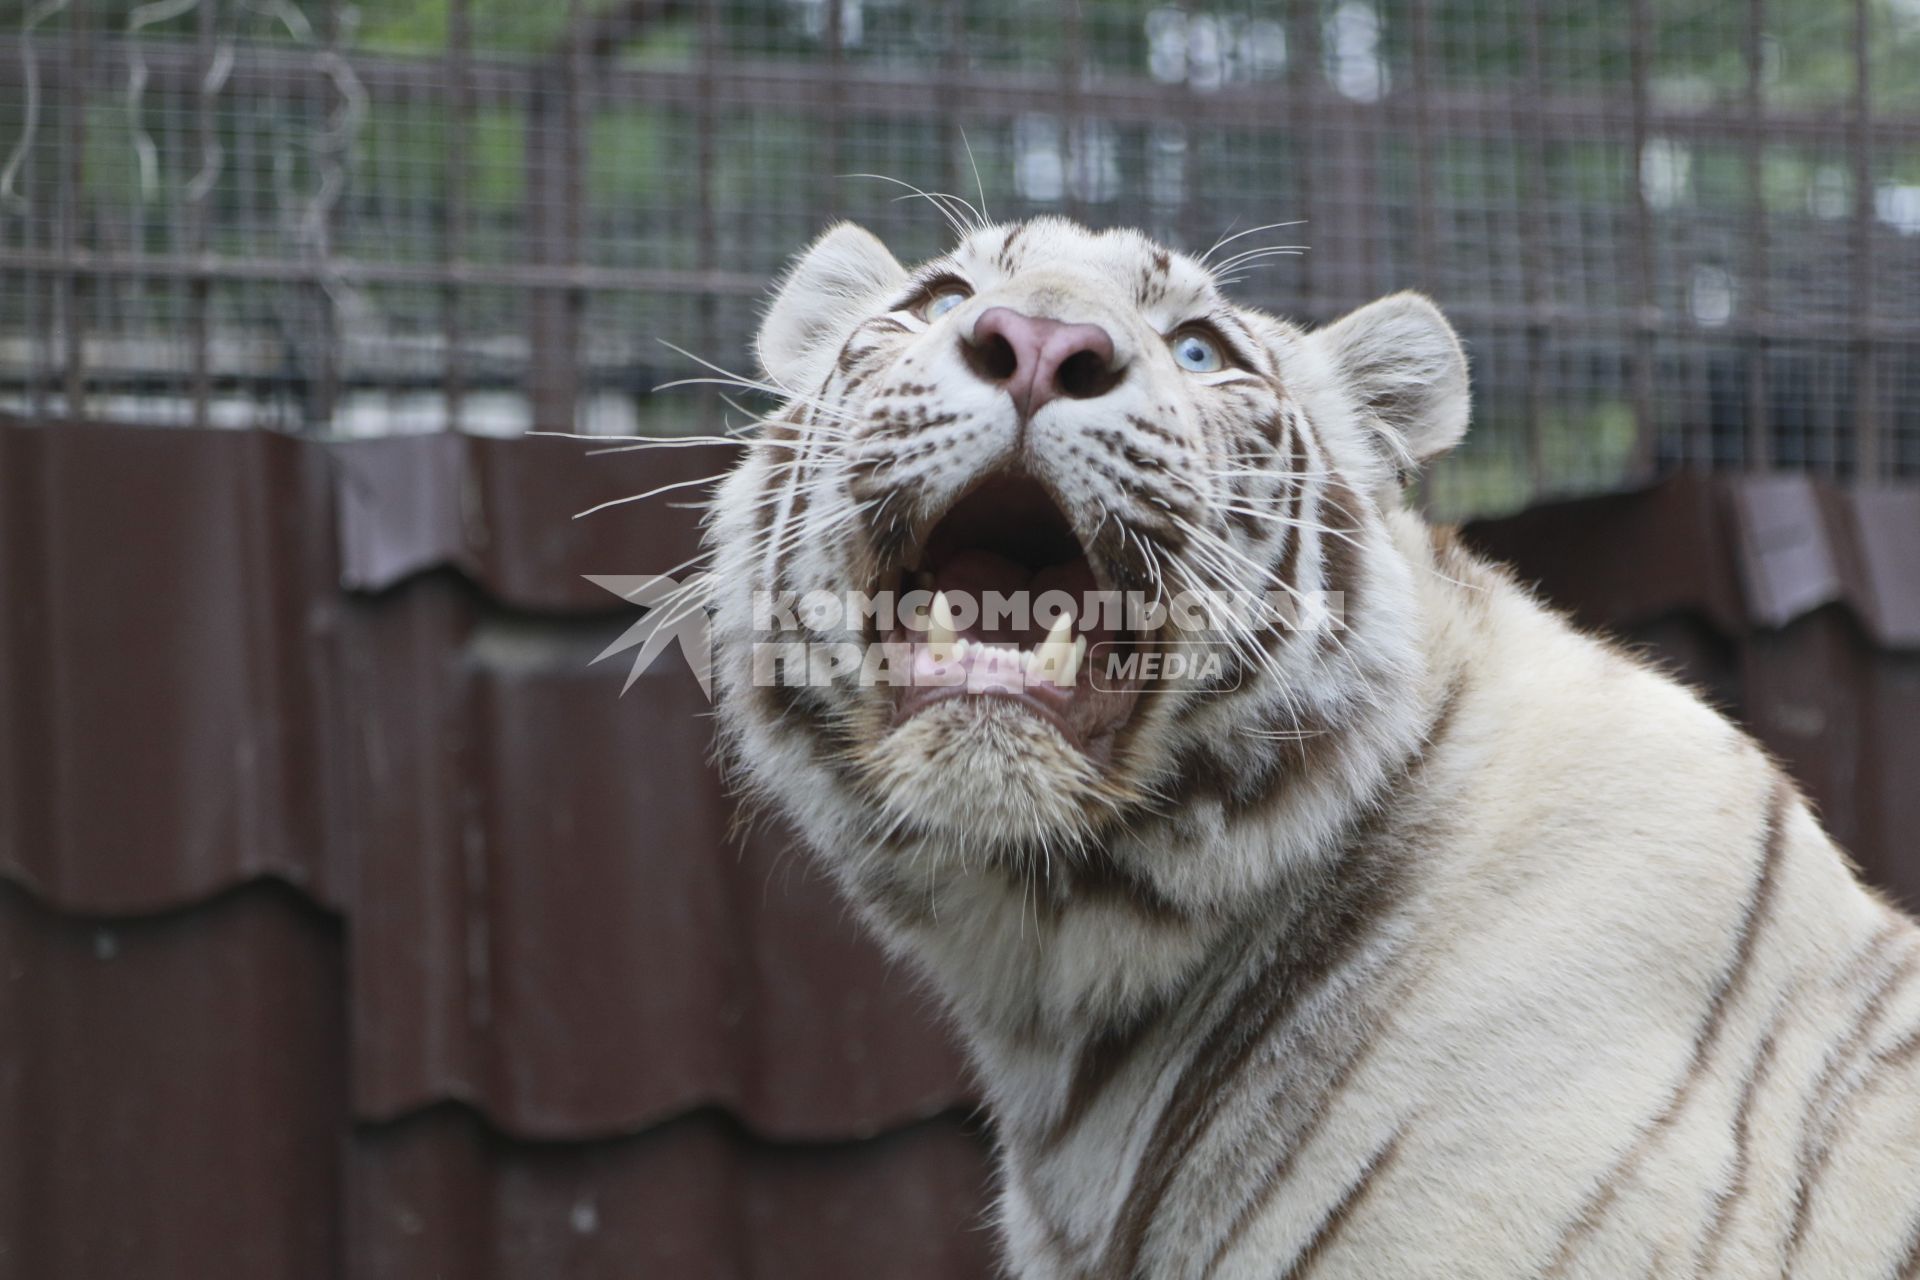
[
  {"x1": 1172, "y1": 330, "x2": 1224, "y2": 373},
  {"x1": 926, "y1": 287, "x2": 970, "y2": 319}
]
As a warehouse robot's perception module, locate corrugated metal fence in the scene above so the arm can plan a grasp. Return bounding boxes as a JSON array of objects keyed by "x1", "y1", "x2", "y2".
[
  {"x1": 1, "y1": 415, "x2": 1915, "y2": 1277},
  {"x1": 0, "y1": 417, "x2": 987, "y2": 1279}
]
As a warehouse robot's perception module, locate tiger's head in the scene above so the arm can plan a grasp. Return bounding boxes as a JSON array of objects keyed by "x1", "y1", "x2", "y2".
[{"x1": 708, "y1": 217, "x2": 1468, "y2": 927}]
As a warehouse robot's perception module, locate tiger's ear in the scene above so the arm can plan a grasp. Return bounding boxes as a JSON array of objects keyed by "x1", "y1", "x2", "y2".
[
  {"x1": 757, "y1": 222, "x2": 908, "y2": 393},
  {"x1": 1314, "y1": 292, "x2": 1470, "y2": 473}
]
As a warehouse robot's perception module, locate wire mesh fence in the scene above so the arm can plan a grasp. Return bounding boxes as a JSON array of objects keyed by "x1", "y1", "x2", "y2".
[{"x1": 2, "y1": 0, "x2": 1917, "y2": 515}]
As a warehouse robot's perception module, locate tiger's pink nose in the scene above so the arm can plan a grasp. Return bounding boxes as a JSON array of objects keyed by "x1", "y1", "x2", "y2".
[{"x1": 964, "y1": 306, "x2": 1123, "y2": 420}]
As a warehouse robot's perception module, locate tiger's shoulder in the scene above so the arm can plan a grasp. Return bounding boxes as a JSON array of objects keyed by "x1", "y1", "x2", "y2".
[{"x1": 1341, "y1": 510, "x2": 1920, "y2": 1279}]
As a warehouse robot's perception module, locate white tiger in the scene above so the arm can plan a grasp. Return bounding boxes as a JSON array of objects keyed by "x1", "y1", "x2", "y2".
[{"x1": 702, "y1": 215, "x2": 1920, "y2": 1278}]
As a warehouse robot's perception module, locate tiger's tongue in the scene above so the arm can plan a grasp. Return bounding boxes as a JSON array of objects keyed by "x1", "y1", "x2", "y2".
[{"x1": 932, "y1": 549, "x2": 1097, "y2": 648}]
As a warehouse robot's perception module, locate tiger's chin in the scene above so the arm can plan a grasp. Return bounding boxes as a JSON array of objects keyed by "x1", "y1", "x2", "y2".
[
  {"x1": 859, "y1": 695, "x2": 1121, "y2": 850},
  {"x1": 837, "y1": 466, "x2": 1156, "y2": 847}
]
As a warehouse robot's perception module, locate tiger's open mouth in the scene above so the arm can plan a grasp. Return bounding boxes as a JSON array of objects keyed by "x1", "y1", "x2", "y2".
[{"x1": 880, "y1": 472, "x2": 1149, "y2": 761}]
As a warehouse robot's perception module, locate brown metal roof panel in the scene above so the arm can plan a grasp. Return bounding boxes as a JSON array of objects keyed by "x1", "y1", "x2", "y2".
[
  {"x1": 345, "y1": 591, "x2": 972, "y2": 1140},
  {"x1": 1726, "y1": 478, "x2": 1920, "y2": 647},
  {"x1": 334, "y1": 435, "x2": 725, "y2": 612},
  {"x1": 0, "y1": 420, "x2": 345, "y2": 915},
  {"x1": 0, "y1": 881, "x2": 345, "y2": 1280},
  {"x1": 1847, "y1": 487, "x2": 1920, "y2": 646},
  {"x1": 1467, "y1": 473, "x2": 1920, "y2": 650},
  {"x1": 1854, "y1": 649, "x2": 1920, "y2": 913},
  {"x1": 1736, "y1": 611, "x2": 1920, "y2": 911},
  {"x1": 347, "y1": 1108, "x2": 996, "y2": 1280},
  {"x1": 0, "y1": 875, "x2": 990, "y2": 1280},
  {"x1": 469, "y1": 437, "x2": 723, "y2": 613},
  {"x1": 336, "y1": 574, "x2": 496, "y2": 1118},
  {"x1": 1461, "y1": 472, "x2": 1749, "y2": 639},
  {"x1": 1726, "y1": 476, "x2": 1851, "y2": 632},
  {"x1": 489, "y1": 660, "x2": 969, "y2": 1137},
  {"x1": 332, "y1": 434, "x2": 474, "y2": 596}
]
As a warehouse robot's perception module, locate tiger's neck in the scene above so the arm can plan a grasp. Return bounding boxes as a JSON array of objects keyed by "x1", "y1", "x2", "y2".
[
  {"x1": 867, "y1": 513, "x2": 1461, "y2": 1049},
  {"x1": 852, "y1": 514, "x2": 1476, "y2": 1160}
]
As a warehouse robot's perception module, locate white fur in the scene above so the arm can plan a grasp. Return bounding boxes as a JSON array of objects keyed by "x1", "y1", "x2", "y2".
[
  {"x1": 758, "y1": 222, "x2": 908, "y2": 394},
  {"x1": 705, "y1": 217, "x2": 1920, "y2": 1278},
  {"x1": 1315, "y1": 292, "x2": 1470, "y2": 478}
]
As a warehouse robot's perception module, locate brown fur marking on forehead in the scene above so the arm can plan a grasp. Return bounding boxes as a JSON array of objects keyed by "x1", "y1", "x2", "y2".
[
  {"x1": 956, "y1": 219, "x2": 1223, "y2": 316},
  {"x1": 996, "y1": 222, "x2": 1027, "y2": 272}
]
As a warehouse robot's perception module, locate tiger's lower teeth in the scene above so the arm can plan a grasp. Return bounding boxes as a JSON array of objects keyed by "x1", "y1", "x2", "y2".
[
  {"x1": 918, "y1": 590, "x2": 1084, "y2": 687},
  {"x1": 931, "y1": 633, "x2": 1085, "y2": 689},
  {"x1": 1030, "y1": 614, "x2": 1084, "y2": 685}
]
